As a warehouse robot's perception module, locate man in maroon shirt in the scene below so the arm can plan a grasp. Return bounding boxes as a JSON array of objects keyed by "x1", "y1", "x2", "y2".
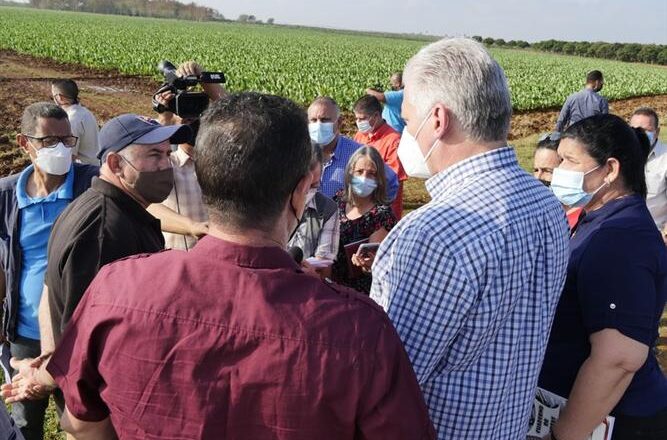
[{"x1": 3, "y1": 92, "x2": 435, "y2": 439}]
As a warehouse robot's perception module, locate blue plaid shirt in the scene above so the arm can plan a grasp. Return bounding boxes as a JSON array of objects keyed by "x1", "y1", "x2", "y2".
[
  {"x1": 371, "y1": 147, "x2": 569, "y2": 439},
  {"x1": 320, "y1": 135, "x2": 399, "y2": 201}
]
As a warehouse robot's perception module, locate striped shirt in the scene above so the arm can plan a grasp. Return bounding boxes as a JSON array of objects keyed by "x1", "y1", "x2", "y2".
[
  {"x1": 161, "y1": 147, "x2": 207, "y2": 251},
  {"x1": 370, "y1": 147, "x2": 569, "y2": 439}
]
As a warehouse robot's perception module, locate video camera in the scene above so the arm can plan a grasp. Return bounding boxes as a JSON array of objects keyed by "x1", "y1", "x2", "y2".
[{"x1": 152, "y1": 60, "x2": 226, "y2": 119}]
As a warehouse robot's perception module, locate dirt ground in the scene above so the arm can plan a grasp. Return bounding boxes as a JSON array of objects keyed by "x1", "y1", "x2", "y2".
[{"x1": 0, "y1": 49, "x2": 666, "y2": 372}]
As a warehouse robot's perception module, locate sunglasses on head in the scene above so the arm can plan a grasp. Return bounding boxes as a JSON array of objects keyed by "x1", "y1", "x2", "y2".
[{"x1": 538, "y1": 131, "x2": 562, "y2": 143}]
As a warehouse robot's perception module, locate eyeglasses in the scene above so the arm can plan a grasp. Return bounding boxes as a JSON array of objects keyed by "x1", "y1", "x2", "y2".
[
  {"x1": 538, "y1": 132, "x2": 562, "y2": 143},
  {"x1": 24, "y1": 135, "x2": 78, "y2": 148}
]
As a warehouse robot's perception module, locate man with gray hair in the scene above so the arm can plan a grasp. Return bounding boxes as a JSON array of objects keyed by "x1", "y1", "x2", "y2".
[
  {"x1": 307, "y1": 96, "x2": 400, "y2": 202},
  {"x1": 370, "y1": 38, "x2": 569, "y2": 439},
  {"x1": 1, "y1": 115, "x2": 190, "y2": 431},
  {"x1": 0, "y1": 102, "x2": 98, "y2": 440}
]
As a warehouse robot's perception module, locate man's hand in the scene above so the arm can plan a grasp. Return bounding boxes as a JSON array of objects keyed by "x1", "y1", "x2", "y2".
[
  {"x1": 188, "y1": 221, "x2": 209, "y2": 238},
  {"x1": 351, "y1": 251, "x2": 375, "y2": 273},
  {"x1": 176, "y1": 60, "x2": 203, "y2": 78},
  {"x1": 154, "y1": 90, "x2": 179, "y2": 126},
  {"x1": 300, "y1": 260, "x2": 321, "y2": 278},
  {"x1": 177, "y1": 60, "x2": 224, "y2": 101},
  {"x1": 661, "y1": 222, "x2": 667, "y2": 246},
  {"x1": 1, "y1": 356, "x2": 56, "y2": 403}
]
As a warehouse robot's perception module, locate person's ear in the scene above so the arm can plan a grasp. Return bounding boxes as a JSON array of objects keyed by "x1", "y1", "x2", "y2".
[
  {"x1": 606, "y1": 158, "x2": 621, "y2": 185},
  {"x1": 335, "y1": 116, "x2": 343, "y2": 134},
  {"x1": 432, "y1": 103, "x2": 451, "y2": 139},
  {"x1": 16, "y1": 134, "x2": 31, "y2": 155},
  {"x1": 106, "y1": 153, "x2": 123, "y2": 175}
]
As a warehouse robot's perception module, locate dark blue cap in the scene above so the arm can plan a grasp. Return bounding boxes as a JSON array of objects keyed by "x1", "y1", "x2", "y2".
[{"x1": 98, "y1": 114, "x2": 192, "y2": 159}]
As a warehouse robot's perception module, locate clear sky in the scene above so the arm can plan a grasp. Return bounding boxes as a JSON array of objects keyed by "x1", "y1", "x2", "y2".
[{"x1": 198, "y1": 0, "x2": 667, "y2": 44}]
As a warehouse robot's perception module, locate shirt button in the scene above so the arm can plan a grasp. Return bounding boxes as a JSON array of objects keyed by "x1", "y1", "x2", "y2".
[{"x1": 609, "y1": 303, "x2": 616, "y2": 310}]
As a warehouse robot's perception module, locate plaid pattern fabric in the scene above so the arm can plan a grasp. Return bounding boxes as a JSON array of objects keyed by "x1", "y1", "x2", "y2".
[
  {"x1": 371, "y1": 147, "x2": 569, "y2": 439},
  {"x1": 161, "y1": 148, "x2": 208, "y2": 251}
]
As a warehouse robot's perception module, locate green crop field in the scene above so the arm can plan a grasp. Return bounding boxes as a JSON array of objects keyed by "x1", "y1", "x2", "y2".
[{"x1": 1, "y1": 6, "x2": 667, "y2": 111}]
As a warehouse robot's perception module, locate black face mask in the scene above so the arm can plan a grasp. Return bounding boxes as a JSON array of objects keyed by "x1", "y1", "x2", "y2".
[
  {"x1": 120, "y1": 156, "x2": 174, "y2": 203},
  {"x1": 539, "y1": 179, "x2": 551, "y2": 187}
]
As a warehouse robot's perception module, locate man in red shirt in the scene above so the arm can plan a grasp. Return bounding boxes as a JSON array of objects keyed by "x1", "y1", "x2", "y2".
[
  {"x1": 353, "y1": 95, "x2": 406, "y2": 218},
  {"x1": 3, "y1": 92, "x2": 435, "y2": 440}
]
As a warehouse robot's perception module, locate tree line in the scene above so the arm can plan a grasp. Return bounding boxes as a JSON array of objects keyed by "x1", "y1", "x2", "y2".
[
  {"x1": 472, "y1": 36, "x2": 667, "y2": 65},
  {"x1": 26, "y1": 0, "x2": 224, "y2": 21}
]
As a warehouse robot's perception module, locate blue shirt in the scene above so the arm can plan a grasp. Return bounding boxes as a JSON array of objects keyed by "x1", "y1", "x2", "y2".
[
  {"x1": 320, "y1": 135, "x2": 399, "y2": 202},
  {"x1": 555, "y1": 88, "x2": 609, "y2": 131},
  {"x1": 539, "y1": 195, "x2": 667, "y2": 417},
  {"x1": 371, "y1": 147, "x2": 569, "y2": 439},
  {"x1": 382, "y1": 90, "x2": 405, "y2": 133},
  {"x1": 16, "y1": 165, "x2": 74, "y2": 340}
]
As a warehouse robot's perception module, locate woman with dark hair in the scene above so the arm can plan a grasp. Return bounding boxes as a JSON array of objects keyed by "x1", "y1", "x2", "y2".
[
  {"x1": 331, "y1": 146, "x2": 397, "y2": 294},
  {"x1": 533, "y1": 131, "x2": 562, "y2": 187},
  {"x1": 540, "y1": 114, "x2": 667, "y2": 440}
]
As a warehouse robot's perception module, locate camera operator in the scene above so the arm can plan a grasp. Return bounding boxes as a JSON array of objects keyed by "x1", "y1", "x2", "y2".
[{"x1": 148, "y1": 61, "x2": 226, "y2": 250}]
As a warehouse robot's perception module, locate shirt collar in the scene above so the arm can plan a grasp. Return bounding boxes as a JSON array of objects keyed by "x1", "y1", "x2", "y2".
[
  {"x1": 172, "y1": 147, "x2": 193, "y2": 168},
  {"x1": 327, "y1": 136, "x2": 352, "y2": 162},
  {"x1": 16, "y1": 164, "x2": 75, "y2": 209},
  {"x1": 191, "y1": 235, "x2": 301, "y2": 270},
  {"x1": 425, "y1": 146, "x2": 517, "y2": 200},
  {"x1": 649, "y1": 140, "x2": 667, "y2": 159},
  {"x1": 579, "y1": 193, "x2": 644, "y2": 226},
  {"x1": 91, "y1": 177, "x2": 161, "y2": 227},
  {"x1": 359, "y1": 121, "x2": 391, "y2": 142}
]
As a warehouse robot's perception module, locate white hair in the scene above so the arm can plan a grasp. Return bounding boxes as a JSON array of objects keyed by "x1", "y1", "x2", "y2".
[
  {"x1": 309, "y1": 96, "x2": 341, "y2": 119},
  {"x1": 404, "y1": 38, "x2": 512, "y2": 142}
]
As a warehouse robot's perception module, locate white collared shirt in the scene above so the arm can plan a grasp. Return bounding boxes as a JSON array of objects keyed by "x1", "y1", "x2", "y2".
[{"x1": 645, "y1": 140, "x2": 667, "y2": 228}]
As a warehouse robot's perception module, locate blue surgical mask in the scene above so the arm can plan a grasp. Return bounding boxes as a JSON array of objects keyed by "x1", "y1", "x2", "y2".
[
  {"x1": 351, "y1": 176, "x2": 377, "y2": 197},
  {"x1": 645, "y1": 130, "x2": 656, "y2": 147},
  {"x1": 551, "y1": 166, "x2": 606, "y2": 208},
  {"x1": 356, "y1": 120, "x2": 372, "y2": 134},
  {"x1": 308, "y1": 122, "x2": 335, "y2": 145}
]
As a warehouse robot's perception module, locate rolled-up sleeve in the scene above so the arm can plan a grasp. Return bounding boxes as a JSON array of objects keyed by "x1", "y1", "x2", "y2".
[{"x1": 576, "y1": 228, "x2": 660, "y2": 345}]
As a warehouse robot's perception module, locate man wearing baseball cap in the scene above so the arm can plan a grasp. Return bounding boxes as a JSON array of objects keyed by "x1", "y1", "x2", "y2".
[{"x1": 2, "y1": 114, "x2": 191, "y2": 420}]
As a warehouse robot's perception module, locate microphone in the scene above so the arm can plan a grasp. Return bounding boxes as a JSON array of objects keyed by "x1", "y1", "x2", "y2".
[{"x1": 287, "y1": 246, "x2": 304, "y2": 264}]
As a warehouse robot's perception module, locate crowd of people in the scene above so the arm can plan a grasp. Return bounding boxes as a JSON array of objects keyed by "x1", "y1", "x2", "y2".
[{"x1": 0, "y1": 37, "x2": 665, "y2": 440}]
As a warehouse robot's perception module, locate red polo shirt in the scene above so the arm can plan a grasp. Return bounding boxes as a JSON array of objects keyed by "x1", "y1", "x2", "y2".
[
  {"x1": 47, "y1": 236, "x2": 435, "y2": 439},
  {"x1": 354, "y1": 122, "x2": 407, "y2": 181}
]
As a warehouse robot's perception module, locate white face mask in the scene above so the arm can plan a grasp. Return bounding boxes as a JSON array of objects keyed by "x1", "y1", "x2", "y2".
[
  {"x1": 308, "y1": 122, "x2": 336, "y2": 145},
  {"x1": 397, "y1": 112, "x2": 440, "y2": 179},
  {"x1": 356, "y1": 120, "x2": 372, "y2": 133},
  {"x1": 32, "y1": 142, "x2": 72, "y2": 176},
  {"x1": 551, "y1": 166, "x2": 605, "y2": 208}
]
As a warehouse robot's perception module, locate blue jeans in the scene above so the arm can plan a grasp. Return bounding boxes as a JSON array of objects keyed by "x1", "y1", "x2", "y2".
[{"x1": 9, "y1": 336, "x2": 48, "y2": 440}]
